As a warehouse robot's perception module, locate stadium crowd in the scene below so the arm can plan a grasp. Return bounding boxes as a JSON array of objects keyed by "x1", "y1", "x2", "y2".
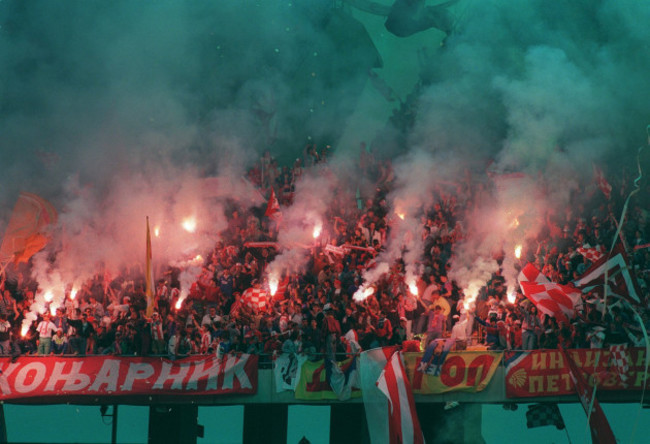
[{"x1": 0, "y1": 145, "x2": 648, "y2": 363}]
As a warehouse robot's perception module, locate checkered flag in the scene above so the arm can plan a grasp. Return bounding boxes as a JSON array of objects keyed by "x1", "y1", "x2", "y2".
[
  {"x1": 526, "y1": 403, "x2": 565, "y2": 430},
  {"x1": 576, "y1": 246, "x2": 605, "y2": 263},
  {"x1": 609, "y1": 344, "x2": 630, "y2": 387}
]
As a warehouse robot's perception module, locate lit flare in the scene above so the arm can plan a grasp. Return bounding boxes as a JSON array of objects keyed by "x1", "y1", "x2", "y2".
[
  {"x1": 182, "y1": 217, "x2": 197, "y2": 233},
  {"x1": 408, "y1": 280, "x2": 418, "y2": 296}
]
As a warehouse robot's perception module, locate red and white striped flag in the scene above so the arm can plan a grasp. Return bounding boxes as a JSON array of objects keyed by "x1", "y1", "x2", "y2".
[
  {"x1": 574, "y1": 241, "x2": 644, "y2": 307},
  {"x1": 376, "y1": 350, "x2": 424, "y2": 444},
  {"x1": 560, "y1": 347, "x2": 617, "y2": 443},
  {"x1": 593, "y1": 164, "x2": 612, "y2": 200}
]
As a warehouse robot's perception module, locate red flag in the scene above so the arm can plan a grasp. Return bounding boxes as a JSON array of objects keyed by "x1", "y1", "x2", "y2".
[
  {"x1": 576, "y1": 246, "x2": 605, "y2": 263},
  {"x1": 518, "y1": 263, "x2": 550, "y2": 284},
  {"x1": 0, "y1": 192, "x2": 58, "y2": 265},
  {"x1": 593, "y1": 164, "x2": 612, "y2": 200},
  {"x1": 376, "y1": 350, "x2": 424, "y2": 444},
  {"x1": 264, "y1": 188, "x2": 282, "y2": 222},
  {"x1": 560, "y1": 347, "x2": 617, "y2": 444},
  {"x1": 242, "y1": 287, "x2": 269, "y2": 310},
  {"x1": 519, "y1": 281, "x2": 582, "y2": 324},
  {"x1": 574, "y1": 241, "x2": 644, "y2": 307}
]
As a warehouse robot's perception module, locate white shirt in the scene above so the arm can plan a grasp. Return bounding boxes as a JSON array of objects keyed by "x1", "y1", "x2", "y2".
[{"x1": 37, "y1": 320, "x2": 57, "y2": 338}]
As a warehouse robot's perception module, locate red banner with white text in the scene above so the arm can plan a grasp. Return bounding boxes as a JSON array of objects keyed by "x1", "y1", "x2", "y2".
[
  {"x1": 0, "y1": 354, "x2": 258, "y2": 401},
  {"x1": 505, "y1": 348, "x2": 646, "y2": 398}
]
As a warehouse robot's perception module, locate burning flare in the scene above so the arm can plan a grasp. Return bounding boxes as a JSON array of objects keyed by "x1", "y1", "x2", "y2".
[
  {"x1": 269, "y1": 275, "x2": 279, "y2": 296},
  {"x1": 175, "y1": 297, "x2": 185, "y2": 310},
  {"x1": 70, "y1": 287, "x2": 78, "y2": 300},
  {"x1": 353, "y1": 285, "x2": 375, "y2": 303},
  {"x1": 154, "y1": 226, "x2": 160, "y2": 237},
  {"x1": 408, "y1": 280, "x2": 418, "y2": 296},
  {"x1": 312, "y1": 223, "x2": 322, "y2": 239},
  {"x1": 514, "y1": 244, "x2": 522, "y2": 259},
  {"x1": 181, "y1": 217, "x2": 197, "y2": 233}
]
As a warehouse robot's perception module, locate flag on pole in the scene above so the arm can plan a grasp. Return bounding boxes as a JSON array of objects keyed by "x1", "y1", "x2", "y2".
[
  {"x1": 574, "y1": 241, "x2": 644, "y2": 307},
  {"x1": 376, "y1": 350, "x2": 425, "y2": 444},
  {"x1": 560, "y1": 347, "x2": 616, "y2": 444},
  {"x1": 145, "y1": 216, "x2": 155, "y2": 317}
]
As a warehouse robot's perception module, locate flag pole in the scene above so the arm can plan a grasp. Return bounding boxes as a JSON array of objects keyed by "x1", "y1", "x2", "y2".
[{"x1": 145, "y1": 216, "x2": 155, "y2": 317}]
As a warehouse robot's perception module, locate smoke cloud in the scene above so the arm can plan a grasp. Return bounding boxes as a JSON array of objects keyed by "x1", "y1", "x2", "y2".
[{"x1": 1, "y1": 1, "x2": 649, "y2": 310}]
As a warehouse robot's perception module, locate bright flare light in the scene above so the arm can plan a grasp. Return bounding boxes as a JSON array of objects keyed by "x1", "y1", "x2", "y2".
[
  {"x1": 462, "y1": 283, "x2": 482, "y2": 311},
  {"x1": 44, "y1": 290, "x2": 54, "y2": 302},
  {"x1": 396, "y1": 210, "x2": 405, "y2": 220},
  {"x1": 175, "y1": 297, "x2": 185, "y2": 310},
  {"x1": 269, "y1": 276, "x2": 279, "y2": 296},
  {"x1": 408, "y1": 280, "x2": 418, "y2": 296},
  {"x1": 514, "y1": 244, "x2": 522, "y2": 259},
  {"x1": 353, "y1": 285, "x2": 375, "y2": 303},
  {"x1": 182, "y1": 217, "x2": 197, "y2": 233},
  {"x1": 70, "y1": 288, "x2": 78, "y2": 300},
  {"x1": 507, "y1": 290, "x2": 517, "y2": 304},
  {"x1": 313, "y1": 223, "x2": 322, "y2": 239},
  {"x1": 510, "y1": 217, "x2": 520, "y2": 229},
  {"x1": 154, "y1": 226, "x2": 160, "y2": 237}
]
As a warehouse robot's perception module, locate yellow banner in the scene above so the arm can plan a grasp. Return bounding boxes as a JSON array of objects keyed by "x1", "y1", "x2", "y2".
[{"x1": 404, "y1": 351, "x2": 503, "y2": 394}]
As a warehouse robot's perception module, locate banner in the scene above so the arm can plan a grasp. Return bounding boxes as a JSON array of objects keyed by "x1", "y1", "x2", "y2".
[
  {"x1": 0, "y1": 354, "x2": 258, "y2": 401},
  {"x1": 273, "y1": 353, "x2": 307, "y2": 393},
  {"x1": 404, "y1": 351, "x2": 502, "y2": 394},
  {"x1": 294, "y1": 357, "x2": 361, "y2": 400},
  {"x1": 505, "y1": 348, "x2": 648, "y2": 398}
]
